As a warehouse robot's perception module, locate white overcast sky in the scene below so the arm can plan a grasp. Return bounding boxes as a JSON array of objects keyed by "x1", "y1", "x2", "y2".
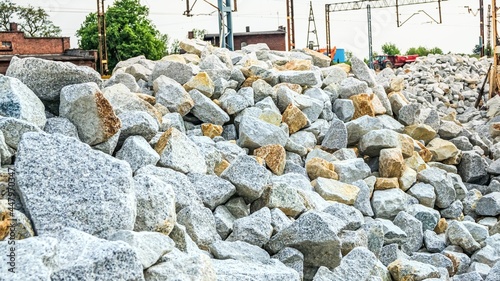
[{"x1": 13, "y1": 0, "x2": 482, "y2": 58}]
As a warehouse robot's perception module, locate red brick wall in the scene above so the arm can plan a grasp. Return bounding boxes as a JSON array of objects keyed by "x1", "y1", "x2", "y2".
[
  {"x1": 207, "y1": 33, "x2": 286, "y2": 51},
  {"x1": 0, "y1": 32, "x2": 70, "y2": 55},
  {"x1": 234, "y1": 34, "x2": 286, "y2": 51}
]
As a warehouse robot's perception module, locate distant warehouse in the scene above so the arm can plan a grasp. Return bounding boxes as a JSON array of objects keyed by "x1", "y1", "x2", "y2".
[
  {"x1": 0, "y1": 23, "x2": 96, "y2": 74},
  {"x1": 191, "y1": 26, "x2": 287, "y2": 51}
]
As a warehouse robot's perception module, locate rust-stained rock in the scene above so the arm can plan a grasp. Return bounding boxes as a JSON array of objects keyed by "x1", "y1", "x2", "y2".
[
  {"x1": 242, "y1": 76, "x2": 260, "y2": 88},
  {"x1": 336, "y1": 63, "x2": 351, "y2": 73},
  {"x1": 350, "y1": 93, "x2": 375, "y2": 120},
  {"x1": 374, "y1": 177, "x2": 400, "y2": 190},
  {"x1": 312, "y1": 177, "x2": 360, "y2": 205},
  {"x1": 0, "y1": 200, "x2": 34, "y2": 240},
  {"x1": 183, "y1": 72, "x2": 215, "y2": 97},
  {"x1": 405, "y1": 151, "x2": 429, "y2": 172},
  {"x1": 379, "y1": 148, "x2": 406, "y2": 178},
  {"x1": 135, "y1": 93, "x2": 156, "y2": 105},
  {"x1": 427, "y1": 138, "x2": 460, "y2": 162},
  {"x1": 306, "y1": 157, "x2": 339, "y2": 181},
  {"x1": 95, "y1": 94, "x2": 122, "y2": 141},
  {"x1": 281, "y1": 60, "x2": 312, "y2": 71},
  {"x1": 0, "y1": 203, "x2": 10, "y2": 240},
  {"x1": 154, "y1": 103, "x2": 170, "y2": 116},
  {"x1": 403, "y1": 124, "x2": 436, "y2": 144},
  {"x1": 273, "y1": 83, "x2": 303, "y2": 94},
  {"x1": 303, "y1": 48, "x2": 332, "y2": 68},
  {"x1": 434, "y1": 218, "x2": 448, "y2": 234},
  {"x1": 214, "y1": 159, "x2": 230, "y2": 176},
  {"x1": 415, "y1": 142, "x2": 433, "y2": 163},
  {"x1": 398, "y1": 134, "x2": 414, "y2": 158},
  {"x1": 201, "y1": 123, "x2": 223, "y2": 139},
  {"x1": 442, "y1": 152, "x2": 462, "y2": 165},
  {"x1": 161, "y1": 54, "x2": 187, "y2": 64},
  {"x1": 399, "y1": 166, "x2": 417, "y2": 192},
  {"x1": 282, "y1": 104, "x2": 308, "y2": 134},
  {"x1": 155, "y1": 128, "x2": 207, "y2": 174},
  {"x1": 254, "y1": 144, "x2": 286, "y2": 175},
  {"x1": 60, "y1": 83, "x2": 121, "y2": 146},
  {"x1": 371, "y1": 94, "x2": 387, "y2": 115}
]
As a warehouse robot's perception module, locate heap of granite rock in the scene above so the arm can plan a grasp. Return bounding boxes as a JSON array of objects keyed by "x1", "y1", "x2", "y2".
[{"x1": 0, "y1": 38, "x2": 499, "y2": 281}]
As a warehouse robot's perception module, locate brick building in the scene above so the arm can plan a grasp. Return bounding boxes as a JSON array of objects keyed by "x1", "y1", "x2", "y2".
[
  {"x1": 194, "y1": 26, "x2": 287, "y2": 51},
  {"x1": 0, "y1": 23, "x2": 96, "y2": 74}
]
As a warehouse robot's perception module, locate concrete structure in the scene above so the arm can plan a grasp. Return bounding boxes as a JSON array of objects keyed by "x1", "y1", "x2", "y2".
[
  {"x1": 192, "y1": 26, "x2": 287, "y2": 51},
  {"x1": 0, "y1": 23, "x2": 96, "y2": 74}
]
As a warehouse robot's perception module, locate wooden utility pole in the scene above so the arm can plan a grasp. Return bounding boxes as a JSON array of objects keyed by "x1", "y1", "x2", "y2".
[
  {"x1": 286, "y1": 0, "x2": 295, "y2": 50},
  {"x1": 490, "y1": 0, "x2": 499, "y2": 98},
  {"x1": 480, "y1": 0, "x2": 485, "y2": 56},
  {"x1": 97, "y1": 0, "x2": 109, "y2": 75}
]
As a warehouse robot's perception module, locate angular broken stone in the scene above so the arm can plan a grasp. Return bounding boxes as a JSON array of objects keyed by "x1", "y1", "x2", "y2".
[
  {"x1": 476, "y1": 192, "x2": 500, "y2": 216},
  {"x1": 312, "y1": 177, "x2": 360, "y2": 205},
  {"x1": 306, "y1": 157, "x2": 339, "y2": 181},
  {"x1": 379, "y1": 148, "x2": 405, "y2": 178},
  {"x1": 0, "y1": 75, "x2": 46, "y2": 129},
  {"x1": 212, "y1": 258, "x2": 300, "y2": 281},
  {"x1": 153, "y1": 75, "x2": 194, "y2": 116},
  {"x1": 237, "y1": 116, "x2": 288, "y2": 150},
  {"x1": 371, "y1": 188, "x2": 407, "y2": 220},
  {"x1": 183, "y1": 71, "x2": 215, "y2": 97},
  {"x1": 176, "y1": 204, "x2": 220, "y2": 250},
  {"x1": 254, "y1": 144, "x2": 286, "y2": 175},
  {"x1": 6, "y1": 56, "x2": 102, "y2": 101},
  {"x1": 187, "y1": 173, "x2": 236, "y2": 210},
  {"x1": 59, "y1": 82, "x2": 121, "y2": 146},
  {"x1": 227, "y1": 207, "x2": 273, "y2": 247},
  {"x1": 189, "y1": 89, "x2": 230, "y2": 125},
  {"x1": 146, "y1": 248, "x2": 215, "y2": 280},
  {"x1": 15, "y1": 132, "x2": 136, "y2": 237},
  {"x1": 117, "y1": 111, "x2": 159, "y2": 143},
  {"x1": 155, "y1": 127, "x2": 207, "y2": 174},
  {"x1": 221, "y1": 155, "x2": 271, "y2": 202},
  {"x1": 133, "y1": 174, "x2": 176, "y2": 235},
  {"x1": 107, "y1": 230, "x2": 175, "y2": 269},
  {"x1": 281, "y1": 103, "x2": 308, "y2": 134},
  {"x1": 359, "y1": 129, "x2": 400, "y2": 157},
  {"x1": 0, "y1": 117, "x2": 43, "y2": 149},
  {"x1": 388, "y1": 259, "x2": 440, "y2": 281},
  {"x1": 151, "y1": 60, "x2": 193, "y2": 85},
  {"x1": 266, "y1": 210, "x2": 344, "y2": 270},
  {"x1": 321, "y1": 119, "x2": 348, "y2": 152}
]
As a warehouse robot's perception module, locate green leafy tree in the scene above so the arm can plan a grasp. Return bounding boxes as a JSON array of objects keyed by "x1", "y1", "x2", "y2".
[
  {"x1": 381, "y1": 42, "x2": 401, "y2": 55},
  {"x1": 472, "y1": 44, "x2": 482, "y2": 55},
  {"x1": 76, "y1": 0, "x2": 167, "y2": 70},
  {"x1": 169, "y1": 39, "x2": 181, "y2": 55},
  {"x1": 406, "y1": 46, "x2": 443, "y2": 56},
  {"x1": 192, "y1": 28, "x2": 207, "y2": 40},
  {"x1": 17, "y1": 5, "x2": 61, "y2": 37},
  {"x1": 0, "y1": 0, "x2": 17, "y2": 31},
  {"x1": 428, "y1": 47, "x2": 443, "y2": 55},
  {"x1": 0, "y1": 1, "x2": 61, "y2": 37}
]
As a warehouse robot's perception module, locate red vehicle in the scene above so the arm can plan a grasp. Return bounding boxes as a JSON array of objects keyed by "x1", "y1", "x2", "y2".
[{"x1": 373, "y1": 54, "x2": 419, "y2": 70}]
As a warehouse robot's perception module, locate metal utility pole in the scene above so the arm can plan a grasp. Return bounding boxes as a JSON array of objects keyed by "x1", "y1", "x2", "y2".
[
  {"x1": 307, "y1": 1, "x2": 320, "y2": 50},
  {"x1": 217, "y1": 0, "x2": 234, "y2": 50},
  {"x1": 97, "y1": 0, "x2": 109, "y2": 75},
  {"x1": 367, "y1": 4, "x2": 373, "y2": 69},
  {"x1": 325, "y1": 0, "x2": 445, "y2": 56},
  {"x1": 286, "y1": 0, "x2": 295, "y2": 50}
]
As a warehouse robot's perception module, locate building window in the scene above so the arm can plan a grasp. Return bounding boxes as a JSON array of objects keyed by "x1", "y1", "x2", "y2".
[{"x1": 0, "y1": 41, "x2": 12, "y2": 51}]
